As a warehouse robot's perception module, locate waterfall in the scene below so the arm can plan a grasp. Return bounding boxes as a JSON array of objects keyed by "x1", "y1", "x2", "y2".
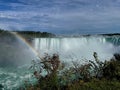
[
  {"x1": 0, "y1": 34, "x2": 120, "y2": 89},
  {"x1": 33, "y1": 36, "x2": 120, "y2": 62}
]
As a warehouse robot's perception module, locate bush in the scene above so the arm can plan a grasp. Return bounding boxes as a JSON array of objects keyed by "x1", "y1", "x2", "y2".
[
  {"x1": 103, "y1": 54, "x2": 120, "y2": 80},
  {"x1": 26, "y1": 53, "x2": 120, "y2": 90}
]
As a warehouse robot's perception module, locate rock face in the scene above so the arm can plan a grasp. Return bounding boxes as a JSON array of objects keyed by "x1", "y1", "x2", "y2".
[{"x1": 0, "y1": 32, "x2": 36, "y2": 67}]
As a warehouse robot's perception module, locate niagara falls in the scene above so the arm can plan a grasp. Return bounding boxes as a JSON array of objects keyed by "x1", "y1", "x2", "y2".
[
  {"x1": 1, "y1": 0, "x2": 120, "y2": 90},
  {"x1": 0, "y1": 31, "x2": 120, "y2": 89}
]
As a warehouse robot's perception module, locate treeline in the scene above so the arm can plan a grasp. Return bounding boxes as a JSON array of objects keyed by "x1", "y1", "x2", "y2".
[
  {"x1": 16, "y1": 31, "x2": 56, "y2": 38},
  {"x1": 101, "y1": 33, "x2": 120, "y2": 36},
  {"x1": 0, "y1": 29, "x2": 56, "y2": 37},
  {"x1": 0, "y1": 29, "x2": 13, "y2": 37},
  {"x1": 0, "y1": 29, "x2": 9, "y2": 33}
]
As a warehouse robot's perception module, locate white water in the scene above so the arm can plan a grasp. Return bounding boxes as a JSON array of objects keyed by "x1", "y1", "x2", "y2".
[
  {"x1": 0, "y1": 33, "x2": 37, "y2": 90},
  {"x1": 33, "y1": 36, "x2": 120, "y2": 63},
  {"x1": 0, "y1": 35, "x2": 120, "y2": 89},
  {"x1": 0, "y1": 67, "x2": 37, "y2": 90}
]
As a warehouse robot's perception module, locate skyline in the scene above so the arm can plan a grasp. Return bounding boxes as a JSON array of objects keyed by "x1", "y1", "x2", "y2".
[{"x1": 0, "y1": 0, "x2": 120, "y2": 34}]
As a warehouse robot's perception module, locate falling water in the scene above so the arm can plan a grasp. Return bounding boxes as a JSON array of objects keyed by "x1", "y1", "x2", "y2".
[
  {"x1": 33, "y1": 36, "x2": 120, "y2": 63},
  {"x1": 0, "y1": 33, "x2": 120, "y2": 89}
]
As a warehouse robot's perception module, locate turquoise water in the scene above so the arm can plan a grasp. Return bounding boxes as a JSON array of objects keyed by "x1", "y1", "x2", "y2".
[
  {"x1": 106, "y1": 36, "x2": 120, "y2": 46},
  {"x1": 0, "y1": 34, "x2": 120, "y2": 89},
  {"x1": 0, "y1": 67, "x2": 37, "y2": 90}
]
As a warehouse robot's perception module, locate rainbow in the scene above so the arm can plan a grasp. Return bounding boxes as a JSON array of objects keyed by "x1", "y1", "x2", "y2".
[{"x1": 11, "y1": 31, "x2": 42, "y2": 59}]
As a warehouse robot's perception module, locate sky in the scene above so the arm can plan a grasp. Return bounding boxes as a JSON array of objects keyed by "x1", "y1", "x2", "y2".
[{"x1": 0, "y1": 0, "x2": 120, "y2": 34}]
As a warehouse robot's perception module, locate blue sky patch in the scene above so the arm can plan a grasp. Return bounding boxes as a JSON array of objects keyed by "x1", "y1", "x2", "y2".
[{"x1": 0, "y1": 0, "x2": 120, "y2": 34}]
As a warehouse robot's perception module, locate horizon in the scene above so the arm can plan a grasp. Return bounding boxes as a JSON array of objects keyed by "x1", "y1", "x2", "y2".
[{"x1": 0, "y1": 0, "x2": 120, "y2": 34}]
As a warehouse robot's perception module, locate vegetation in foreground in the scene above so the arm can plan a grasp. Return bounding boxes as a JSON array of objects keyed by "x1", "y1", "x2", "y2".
[{"x1": 19, "y1": 52, "x2": 120, "y2": 90}]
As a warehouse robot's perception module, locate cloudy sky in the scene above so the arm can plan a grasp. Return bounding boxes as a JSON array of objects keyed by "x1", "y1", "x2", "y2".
[{"x1": 0, "y1": 0, "x2": 120, "y2": 34}]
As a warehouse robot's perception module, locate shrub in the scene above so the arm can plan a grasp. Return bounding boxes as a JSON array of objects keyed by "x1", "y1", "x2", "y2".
[
  {"x1": 103, "y1": 59, "x2": 120, "y2": 80},
  {"x1": 26, "y1": 53, "x2": 120, "y2": 90},
  {"x1": 29, "y1": 54, "x2": 61, "y2": 90}
]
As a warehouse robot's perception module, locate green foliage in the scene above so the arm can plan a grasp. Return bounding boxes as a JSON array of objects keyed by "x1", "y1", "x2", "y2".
[
  {"x1": 17, "y1": 31, "x2": 55, "y2": 38},
  {"x1": 26, "y1": 52, "x2": 120, "y2": 90},
  {"x1": 29, "y1": 54, "x2": 61, "y2": 90},
  {"x1": 71, "y1": 61, "x2": 91, "y2": 81},
  {"x1": 64, "y1": 79, "x2": 120, "y2": 90},
  {"x1": 0, "y1": 28, "x2": 55, "y2": 38},
  {"x1": 103, "y1": 59, "x2": 120, "y2": 80},
  {"x1": 89, "y1": 52, "x2": 105, "y2": 78}
]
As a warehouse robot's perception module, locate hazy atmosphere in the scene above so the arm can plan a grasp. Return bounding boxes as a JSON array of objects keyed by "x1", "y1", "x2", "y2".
[{"x1": 1, "y1": 0, "x2": 120, "y2": 34}]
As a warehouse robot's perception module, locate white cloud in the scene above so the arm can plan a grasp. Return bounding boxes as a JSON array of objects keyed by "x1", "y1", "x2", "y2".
[{"x1": 0, "y1": 0, "x2": 120, "y2": 34}]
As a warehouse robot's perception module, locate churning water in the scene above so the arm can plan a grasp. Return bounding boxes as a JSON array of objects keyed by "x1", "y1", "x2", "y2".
[
  {"x1": 33, "y1": 36, "x2": 120, "y2": 62},
  {"x1": 0, "y1": 33, "x2": 37, "y2": 90},
  {"x1": 0, "y1": 33, "x2": 120, "y2": 89}
]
